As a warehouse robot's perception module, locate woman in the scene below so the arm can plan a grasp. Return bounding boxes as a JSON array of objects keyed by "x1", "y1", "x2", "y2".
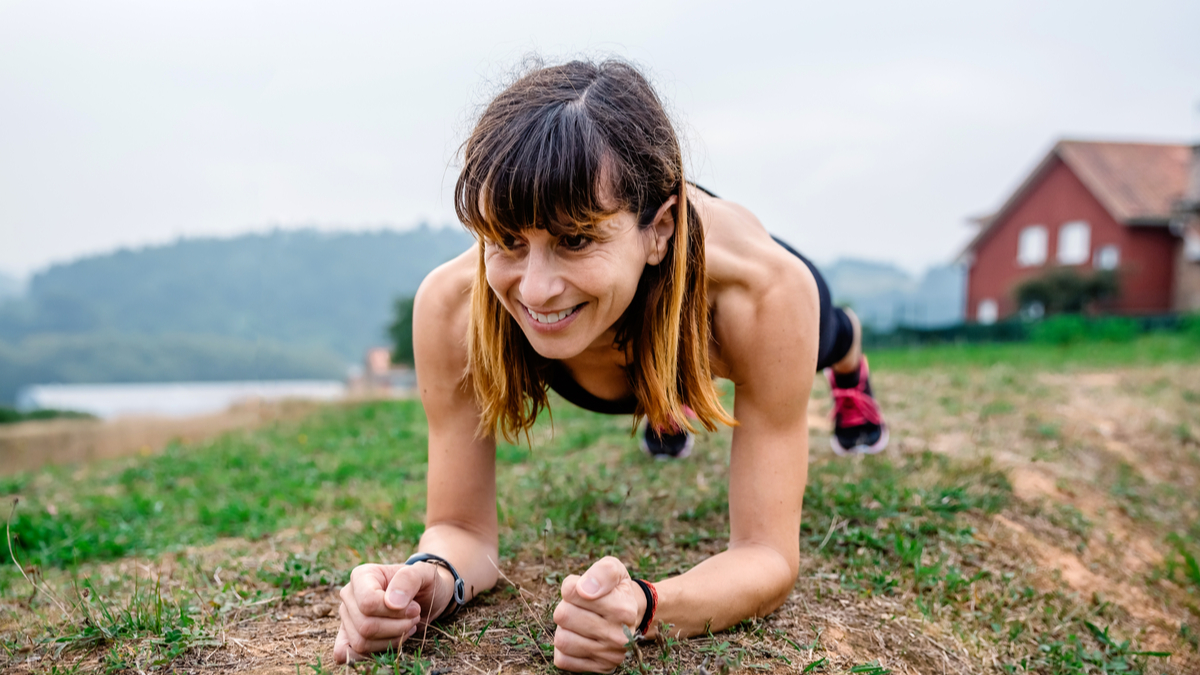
[{"x1": 334, "y1": 59, "x2": 887, "y2": 672}]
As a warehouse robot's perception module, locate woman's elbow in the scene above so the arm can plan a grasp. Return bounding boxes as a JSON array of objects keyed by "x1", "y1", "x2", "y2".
[{"x1": 752, "y1": 545, "x2": 801, "y2": 617}]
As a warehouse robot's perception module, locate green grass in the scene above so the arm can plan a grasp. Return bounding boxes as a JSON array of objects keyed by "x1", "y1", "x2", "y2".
[
  {"x1": 5, "y1": 401, "x2": 431, "y2": 576},
  {"x1": 871, "y1": 332, "x2": 1200, "y2": 372},
  {"x1": 5, "y1": 359, "x2": 1198, "y2": 673}
]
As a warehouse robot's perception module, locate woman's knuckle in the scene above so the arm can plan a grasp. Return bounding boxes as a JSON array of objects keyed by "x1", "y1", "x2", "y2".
[
  {"x1": 357, "y1": 617, "x2": 378, "y2": 637},
  {"x1": 552, "y1": 601, "x2": 570, "y2": 625},
  {"x1": 348, "y1": 632, "x2": 370, "y2": 654},
  {"x1": 561, "y1": 574, "x2": 579, "y2": 595}
]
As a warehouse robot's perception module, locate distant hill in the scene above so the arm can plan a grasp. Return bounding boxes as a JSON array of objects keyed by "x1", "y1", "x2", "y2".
[
  {"x1": 0, "y1": 226, "x2": 474, "y2": 360},
  {"x1": 0, "y1": 333, "x2": 345, "y2": 404},
  {"x1": 821, "y1": 258, "x2": 965, "y2": 330},
  {"x1": 0, "y1": 271, "x2": 22, "y2": 302}
]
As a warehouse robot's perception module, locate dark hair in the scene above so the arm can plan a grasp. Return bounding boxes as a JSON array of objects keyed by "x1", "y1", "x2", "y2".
[{"x1": 455, "y1": 58, "x2": 734, "y2": 441}]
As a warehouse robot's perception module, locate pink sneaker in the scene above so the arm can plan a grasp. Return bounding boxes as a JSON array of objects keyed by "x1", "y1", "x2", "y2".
[
  {"x1": 639, "y1": 406, "x2": 696, "y2": 460},
  {"x1": 826, "y1": 356, "x2": 888, "y2": 456}
]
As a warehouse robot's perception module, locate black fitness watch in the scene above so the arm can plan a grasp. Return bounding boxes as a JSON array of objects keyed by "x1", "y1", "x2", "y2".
[{"x1": 404, "y1": 552, "x2": 467, "y2": 620}]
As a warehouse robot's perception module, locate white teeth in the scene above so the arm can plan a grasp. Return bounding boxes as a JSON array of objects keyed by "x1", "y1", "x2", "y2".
[{"x1": 526, "y1": 304, "x2": 579, "y2": 324}]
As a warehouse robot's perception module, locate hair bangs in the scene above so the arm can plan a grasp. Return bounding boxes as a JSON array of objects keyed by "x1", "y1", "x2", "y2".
[{"x1": 458, "y1": 98, "x2": 626, "y2": 244}]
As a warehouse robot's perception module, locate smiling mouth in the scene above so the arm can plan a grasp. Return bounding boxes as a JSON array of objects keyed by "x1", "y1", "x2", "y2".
[{"x1": 523, "y1": 303, "x2": 584, "y2": 325}]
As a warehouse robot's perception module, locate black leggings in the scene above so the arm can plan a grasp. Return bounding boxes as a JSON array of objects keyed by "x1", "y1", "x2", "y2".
[{"x1": 772, "y1": 236, "x2": 855, "y2": 371}]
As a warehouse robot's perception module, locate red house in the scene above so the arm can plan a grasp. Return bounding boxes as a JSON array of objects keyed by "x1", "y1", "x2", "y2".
[{"x1": 960, "y1": 140, "x2": 1200, "y2": 323}]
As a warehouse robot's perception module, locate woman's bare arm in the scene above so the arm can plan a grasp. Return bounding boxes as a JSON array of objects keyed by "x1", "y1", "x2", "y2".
[
  {"x1": 645, "y1": 246, "x2": 818, "y2": 638},
  {"x1": 410, "y1": 252, "x2": 500, "y2": 616}
]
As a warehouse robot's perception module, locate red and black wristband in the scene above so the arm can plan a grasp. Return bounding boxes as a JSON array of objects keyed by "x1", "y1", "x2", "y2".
[{"x1": 632, "y1": 579, "x2": 658, "y2": 637}]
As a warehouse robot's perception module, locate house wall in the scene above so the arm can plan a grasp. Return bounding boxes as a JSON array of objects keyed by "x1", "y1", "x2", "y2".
[{"x1": 967, "y1": 157, "x2": 1177, "y2": 320}]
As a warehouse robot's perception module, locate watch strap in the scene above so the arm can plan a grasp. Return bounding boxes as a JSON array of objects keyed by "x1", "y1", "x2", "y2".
[{"x1": 404, "y1": 552, "x2": 467, "y2": 620}]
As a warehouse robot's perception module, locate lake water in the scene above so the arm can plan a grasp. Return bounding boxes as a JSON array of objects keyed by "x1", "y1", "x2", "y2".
[{"x1": 16, "y1": 381, "x2": 346, "y2": 419}]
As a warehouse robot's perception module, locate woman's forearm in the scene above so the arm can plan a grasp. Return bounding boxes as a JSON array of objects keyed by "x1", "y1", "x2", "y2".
[
  {"x1": 415, "y1": 522, "x2": 500, "y2": 615},
  {"x1": 647, "y1": 542, "x2": 797, "y2": 638}
]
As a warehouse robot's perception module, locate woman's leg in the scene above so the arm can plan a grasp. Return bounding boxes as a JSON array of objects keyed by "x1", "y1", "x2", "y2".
[
  {"x1": 830, "y1": 308, "x2": 863, "y2": 375},
  {"x1": 770, "y1": 236, "x2": 887, "y2": 455}
]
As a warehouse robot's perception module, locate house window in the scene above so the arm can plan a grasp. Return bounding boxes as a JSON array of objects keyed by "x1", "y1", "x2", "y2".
[
  {"x1": 1057, "y1": 220, "x2": 1091, "y2": 265},
  {"x1": 1017, "y1": 225, "x2": 1048, "y2": 266},
  {"x1": 977, "y1": 299, "x2": 998, "y2": 325},
  {"x1": 1094, "y1": 244, "x2": 1120, "y2": 270},
  {"x1": 1186, "y1": 229, "x2": 1200, "y2": 263}
]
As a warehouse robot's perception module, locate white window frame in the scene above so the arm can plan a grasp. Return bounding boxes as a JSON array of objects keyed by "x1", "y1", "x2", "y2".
[
  {"x1": 1017, "y1": 225, "x2": 1048, "y2": 267},
  {"x1": 1057, "y1": 220, "x2": 1091, "y2": 265},
  {"x1": 1185, "y1": 228, "x2": 1200, "y2": 263},
  {"x1": 977, "y1": 299, "x2": 998, "y2": 325},
  {"x1": 1093, "y1": 244, "x2": 1120, "y2": 270}
]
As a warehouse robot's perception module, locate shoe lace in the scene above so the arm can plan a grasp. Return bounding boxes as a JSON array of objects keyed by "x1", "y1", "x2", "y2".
[{"x1": 831, "y1": 386, "x2": 882, "y2": 428}]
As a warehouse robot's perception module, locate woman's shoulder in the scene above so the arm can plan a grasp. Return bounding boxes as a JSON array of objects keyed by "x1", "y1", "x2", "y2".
[
  {"x1": 413, "y1": 245, "x2": 476, "y2": 368},
  {"x1": 418, "y1": 245, "x2": 476, "y2": 307},
  {"x1": 693, "y1": 190, "x2": 820, "y2": 380},
  {"x1": 693, "y1": 190, "x2": 814, "y2": 301}
]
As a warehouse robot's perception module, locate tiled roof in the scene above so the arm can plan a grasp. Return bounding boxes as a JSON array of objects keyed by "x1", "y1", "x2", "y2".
[
  {"x1": 960, "y1": 140, "x2": 1192, "y2": 258},
  {"x1": 1057, "y1": 140, "x2": 1191, "y2": 223}
]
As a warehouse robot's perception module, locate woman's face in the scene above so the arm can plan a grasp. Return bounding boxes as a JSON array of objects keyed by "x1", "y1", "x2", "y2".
[{"x1": 483, "y1": 200, "x2": 675, "y2": 361}]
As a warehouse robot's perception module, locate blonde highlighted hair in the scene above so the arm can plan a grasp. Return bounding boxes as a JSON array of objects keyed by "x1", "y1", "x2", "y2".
[{"x1": 454, "y1": 59, "x2": 735, "y2": 442}]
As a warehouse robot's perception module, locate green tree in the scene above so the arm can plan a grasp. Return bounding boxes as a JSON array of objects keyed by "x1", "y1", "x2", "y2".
[{"x1": 388, "y1": 297, "x2": 416, "y2": 366}]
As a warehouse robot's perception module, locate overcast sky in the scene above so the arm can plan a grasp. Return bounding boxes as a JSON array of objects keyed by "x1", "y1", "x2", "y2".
[{"x1": 1, "y1": 0, "x2": 1197, "y2": 280}]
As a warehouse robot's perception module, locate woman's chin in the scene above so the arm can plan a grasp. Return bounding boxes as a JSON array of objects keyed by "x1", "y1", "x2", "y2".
[{"x1": 523, "y1": 334, "x2": 586, "y2": 361}]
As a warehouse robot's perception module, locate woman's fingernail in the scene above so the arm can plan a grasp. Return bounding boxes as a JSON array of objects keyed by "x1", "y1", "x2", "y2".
[
  {"x1": 580, "y1": 576, "x2": 600, "y2": 595},
  {"x1": 407, "y1": 601, "x2": 420, "y2": 618},
  {"x1": 407, "y1": 625, "x2": 418, "y2": 638},
  {"x1": 388, "y1": 590, "x2": 409, "y2": 607}
]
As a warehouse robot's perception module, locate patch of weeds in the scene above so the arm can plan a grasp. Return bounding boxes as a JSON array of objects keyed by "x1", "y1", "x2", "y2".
[
  {"x1": 1182, "y1": 622, "x2": 1199, "y2": 652},
  {"x1": 51, "y1": 575, "x2": 219, "y2": 669},
  {"x1": 258, "y1": 552, "x2": 345, "y2": 594},
  {"x1": 1033, "y1": 421, "x2": 1062, "y2": 441},
  {"x1": 696, "y1": 633, "x2": 745, "y2": 669},
  {"x1": 802, "y1": 452, "x2": 1010, "y2": 560},
  {"x1": 1001, "y1": 622, "x2": 1169, "y2": 674},
  {"x1": 1174, "y1": 423, "x2": 1195, "y2": 445},
  {"x1": 1046, "y1": 504, "x2": 1093, "y2": 549},
  {"x1": 1107, "y1": 462, "x2": 1153, "y2": 521},
  {"x1": 938, "y1": 395, "x2": 962, "y2": 415},
  {"x1": 801, "y1": 657, "x2": 828, "y2": 672},
  {"x1": 361, "y1": 646, "x2": 436, "y2": 674},
  {"x1": 848, "y1": 662, "x2": 892, "y2": 674},
  {"x1": 0, "y1": 475, "x2": 28, "y2": 496},
  {"x1": 1183, "y1": 389, "x2": 1200, "y2": 404},
  {"x1": 981, "y1": 399, "x2": 1015, "y2": 419},
  {"x1": 800, "y1": 453, "x2": 1009, "y2": 615},
  {"x1": 1161, "y1": 534, "x2": 1200, "y2": 594},
  {"x1": 678, "y1": 481, "x2": 729, "y2": 522}
]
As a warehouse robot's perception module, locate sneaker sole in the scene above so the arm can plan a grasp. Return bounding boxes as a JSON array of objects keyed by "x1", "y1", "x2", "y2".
[
  {"x1": 640, "y1": 431, "x2": 695, "y2": 460},
  {"x1": 830, "y1": 426, "x2": 889, "y2": 457}
]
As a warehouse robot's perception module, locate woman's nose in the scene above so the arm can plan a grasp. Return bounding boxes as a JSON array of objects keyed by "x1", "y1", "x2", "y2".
[{"x1": 518, "y1": 247, "x2": 566, "y2": 307}]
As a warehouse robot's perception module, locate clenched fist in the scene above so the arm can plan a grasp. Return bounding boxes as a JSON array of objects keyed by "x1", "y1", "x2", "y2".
[
  {"x1": 334, "y1": 562, "x2": 452, "y2": 663},
  {"x1": 552, "y1": 556, "x2": 647, "y2": 673}
]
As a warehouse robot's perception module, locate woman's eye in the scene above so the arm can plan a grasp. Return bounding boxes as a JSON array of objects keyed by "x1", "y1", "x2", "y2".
[
  {"x1": 561, "y1": 234, "x2": 592, "y2": 250},
  {"x1": 499, "y1": 235, "x2": 522, "y2": 250}
]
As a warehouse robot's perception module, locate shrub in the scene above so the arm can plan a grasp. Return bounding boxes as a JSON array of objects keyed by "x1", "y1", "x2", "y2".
[
  {"x1": 1030, "y1": 315, "x2": 1089, "y2": 346},
  {"x1": 1015, "y1": 268, "x2": 1119, "y2": 315},
  {"x1": 1030, "y1": 315, "x2": 1138, "y2": 346}
]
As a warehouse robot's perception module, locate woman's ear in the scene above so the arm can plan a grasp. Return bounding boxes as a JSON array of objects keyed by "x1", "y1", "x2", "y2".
[{"x1": 645, "y1": 195, "x2": 678, "y2": 266}]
